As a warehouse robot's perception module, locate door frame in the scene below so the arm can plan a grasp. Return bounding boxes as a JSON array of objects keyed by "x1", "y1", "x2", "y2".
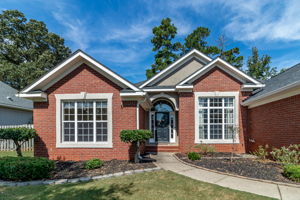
[{"x1": 149, "y1": 111, "x2": 176, "y2": 144}]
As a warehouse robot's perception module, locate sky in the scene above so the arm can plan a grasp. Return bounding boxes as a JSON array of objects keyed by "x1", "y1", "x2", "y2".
[{"x1": 1, "y1": 0, "x2": 300, "y2": 83}]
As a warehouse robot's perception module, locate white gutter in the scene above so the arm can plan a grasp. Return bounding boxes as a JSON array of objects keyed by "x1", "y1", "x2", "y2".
[
  {"x1": 17, "y1": 92, "x2": 48, "y2": 99},
  {"x1": 120, "y1": 92, "x2": 146, "y2": 97},
  {"x1": 242, "y1": 81, "x2": 300, "y2": 106}
]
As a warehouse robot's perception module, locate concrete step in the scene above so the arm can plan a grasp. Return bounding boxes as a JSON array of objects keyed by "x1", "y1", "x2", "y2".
[{"x1": 145, "y1": 146, "x2": 179, "y2": 152}]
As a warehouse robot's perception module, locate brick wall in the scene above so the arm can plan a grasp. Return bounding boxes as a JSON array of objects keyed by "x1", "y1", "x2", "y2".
[
  {"x1": 178, "y1": 68, "x2": 250, "y2": 153},
  {"x1": 248, "y1": 94, "x2": 300, "y2": 152},
  {"x1": 34, "y1": 64, "x2": 137, "y2": 161}
]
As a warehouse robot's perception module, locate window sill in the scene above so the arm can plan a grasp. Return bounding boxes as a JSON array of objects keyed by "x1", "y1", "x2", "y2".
[
  {"x1": 195, "y1": 140, "x2": 239, "y2": 144},
  {"x1": 56, "y1": 142, "x2": 113, "y2": 148}
]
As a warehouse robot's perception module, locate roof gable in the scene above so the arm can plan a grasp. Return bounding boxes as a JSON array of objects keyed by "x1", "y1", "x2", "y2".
[
  {"x1": 140, "y1": 49, "x2": 212, "y2": 88},
  {"x1": 21, "y1": 50, "x2": 140, "y2": 94},
  {"x1": 177, "y1": 57, "x2": 264, "y2": 87}
]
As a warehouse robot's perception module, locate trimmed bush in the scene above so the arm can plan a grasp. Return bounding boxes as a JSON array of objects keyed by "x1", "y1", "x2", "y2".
[
  {"x1": 120, "y1": 130, "x2": 152, "y2": 143},
  {"x1": 188, "y1": 152, "x2": 201, "y2": 161},
  {"x1": 0, "y1": 157, "x2": 54, "y2": 181},
  {"x1": 252, "y1": 145, "x2": 269, "y2": 160},
  {"x1": 120, "y1": 129, "x2": 152, "y2": 163},
  {"x1": 0, "y1": 127, "x2": 36, "y2": 157},
  {"x1": 85, "y1": 158, "x2": 104, "y2": 170},
  {"x1": 283, "y1": 164, "x2": 300, "y2": 182},
  {"x1": 270, "y1": 144, "x2": 300, "y2": 164}
]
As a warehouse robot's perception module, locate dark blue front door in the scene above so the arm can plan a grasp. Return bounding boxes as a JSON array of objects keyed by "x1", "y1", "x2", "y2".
[{"x1": 155, "y1": 112, "x2": 169, "y2": 142}]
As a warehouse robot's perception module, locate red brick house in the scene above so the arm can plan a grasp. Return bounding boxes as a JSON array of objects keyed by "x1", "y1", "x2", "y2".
[{"x1": 18, "y1": 49, "x2": 300, "y2": 161}]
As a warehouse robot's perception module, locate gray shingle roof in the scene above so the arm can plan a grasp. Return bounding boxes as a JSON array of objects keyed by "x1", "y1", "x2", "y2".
[
  {"x1": 247, "y1": 63, "x2": 300, "y2": 100},
  {"x1": 0, "y1": 82, "x2": 33, "y2": 110}
]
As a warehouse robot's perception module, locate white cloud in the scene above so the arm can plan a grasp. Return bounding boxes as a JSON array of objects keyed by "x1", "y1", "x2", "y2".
[
  {"x1": 223, "y1": 0, "x2": 300, "y2": 42},
  {"x1": 101, "y1": 18, "x2": 154, "y2": 43},
  {"x1": 50, "y1": 2, "x2": 91, "y2": 50},
  {"x1": 89, "y1": 46, "x2": 150, "y2": 64}
]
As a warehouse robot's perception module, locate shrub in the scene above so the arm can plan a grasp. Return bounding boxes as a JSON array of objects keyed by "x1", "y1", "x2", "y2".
[
  {"x1": 252, "y1": 145, "x2": 269, "y2": 160},
  {"x1": 85, "y1": 158, "x2": 104, "y2": 170},
  {"x1": 194, "y1": 144, "x2": 215, "y2": 155},
  {"x1": 270, "y1": 144, "x2": 300, "y2": 164},
  {"x1": 188, "y1": 152, "x2": 201, "y2": 161},
  {"x1": 0, "y1": 157, "x2": 54, "y2": 181},
  {"x1": 0, "y1": 127, "x2": 36, "y2": 157},
  {"x1": 120, "y1": 129, "x2": 152, "y2": 163},
  {"x1": 283, "y1": 164, "x2": 300, "y2": 182}
]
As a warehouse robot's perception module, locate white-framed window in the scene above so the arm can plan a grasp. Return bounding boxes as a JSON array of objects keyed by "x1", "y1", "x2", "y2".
[
  {"x1": 194, "y1": 92, "x2": 239, "y2": 144},
  {"x1": 55, "y1": 93, "x2": 113, "y2": 148}
]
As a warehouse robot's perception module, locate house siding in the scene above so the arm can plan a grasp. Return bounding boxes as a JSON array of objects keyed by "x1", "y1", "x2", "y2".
[
  {"x1": 0, "y1": 106, "x2": 32, "y2": 125},
  {"x1": 34, "y1": 64, "x2": 137, "y2": 161},
  {"x1": 178, "y1": 68, "x2": 250, "y2": 153},
  {"x1": 248, "y1": 94, "x2": 300, "y2": 151}
]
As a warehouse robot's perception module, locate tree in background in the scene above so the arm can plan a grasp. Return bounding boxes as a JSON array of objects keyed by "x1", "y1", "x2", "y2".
[
  {"x1": 216, "y1": 34, "x2": 243, "y2": 69},
  {"x1": 0, "y1": 10, "x2": 71, "y2": 90},
  {"x1": 147, "y1": 18, "x2": 245, "y2": 78},
  {"x1": 182, "y1": 27, "x2": 219, "y2": 57},
  {"x1": 146, "y1": 18, "x2": 181, "y2": 79},
  {"x1": 246, "y1": 47, "x2": 277, "y2": 80}
]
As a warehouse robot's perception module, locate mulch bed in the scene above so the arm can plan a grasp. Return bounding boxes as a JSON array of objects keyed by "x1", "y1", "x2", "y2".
[
  {"x1": 176, "y1": 153, "x2": 299, "y2": 185},
  {"x1": 51, "y1": 159, "x2": 156, "y2": 179}
]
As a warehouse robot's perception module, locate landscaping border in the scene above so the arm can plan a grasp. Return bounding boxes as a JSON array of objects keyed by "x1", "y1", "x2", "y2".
[
  {"x1": 0, "y1": 167, "x2": 161, "y2": 187},
  {"x1": 173, "y1": 154, "x2": 300, "y2": 188}
]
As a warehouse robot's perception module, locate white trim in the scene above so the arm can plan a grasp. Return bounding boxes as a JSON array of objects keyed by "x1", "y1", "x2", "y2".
[
  {"x1": 178, "y1": 58, "x2": 262, "y2": 86},
  {"x1": 175, "y1": 85, "x2": 193, "y2": 89},
  {"x1": 17, "y1": 92, "x2": 48, "y2": 101},
  {"x1": 55, "y1": 92, "x2": 113, "y2": 148},
  {"x1": 242, "y1": 81, "x2": 300, "y2": 107},
  {"x1": 120, "y1": 92, "x2": 146, "y2": 97},
  {"x1": 143, "y1": 88, "x2": 176, "y2": 92},
  {"x1": 136, "y1": 102, "x2": 139, "y2": 129},
  {"x1": 23, "y1": 51, "x2": 140, "y2": 93},
  {"x1": 150, "y1": 93, "x2": 179, "y2": 111},
  {"x1": 140, "y1": 49, "x2": 212, "y2": 88},
  {"x1": 194, "y1": 91, "x2": 239, "y2": 144},
  {"x1": 242, "y1": 84, "x2": 265, "y2": 89},
  {"x1": 243, "y1": 84, "x2": 300, "y2": 108}
]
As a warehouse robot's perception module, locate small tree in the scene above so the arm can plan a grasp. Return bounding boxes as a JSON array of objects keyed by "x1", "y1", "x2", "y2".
[
  {"x1": 0, "y1": 127, "x2": 36, "y2": 157},
  {"x1": 229, "y1": 125, "x2": 239, "y2": 162},
  {"x1": 120, "y1": 130, "x2": 152, "y2": 163}
]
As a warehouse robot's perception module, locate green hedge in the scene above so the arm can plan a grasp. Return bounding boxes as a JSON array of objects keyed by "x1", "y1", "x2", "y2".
[
  {"x1": 120, "y1": 129, "x2": 152, "y2": 143},
  {"x1": 188, "y1": 152, "x2": 201, "y2": 161},
  {"x1": 0, "y1": 157, "x2": 55, "y2": 181},
  {"x1": 85, "y1": 158, "x2": 104, "y2": 170},
  {"x1": 283, "y1": 164, "x2": 300, "y2": 182}
]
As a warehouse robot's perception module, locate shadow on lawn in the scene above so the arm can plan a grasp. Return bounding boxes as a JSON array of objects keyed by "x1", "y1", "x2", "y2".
[{"x1": 4, "y1": 182, "x2": 135, "y2": 200}]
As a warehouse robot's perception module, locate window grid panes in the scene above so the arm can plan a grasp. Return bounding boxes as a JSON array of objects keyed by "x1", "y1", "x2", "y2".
[
  {"x1": 199, "y1": 97, "x2": 235, "y2": 140},
  {"x1": 62, "y1": 100, "x2": 108, "y2": 143}
]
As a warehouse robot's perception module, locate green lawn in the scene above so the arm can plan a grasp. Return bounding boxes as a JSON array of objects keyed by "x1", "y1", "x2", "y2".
[
  {"x1": 0, "y1": 151, "x2": 33, "y2": 157},
  {"x1": 0, "y1": 171, "x2": 275, "y2": 200}
]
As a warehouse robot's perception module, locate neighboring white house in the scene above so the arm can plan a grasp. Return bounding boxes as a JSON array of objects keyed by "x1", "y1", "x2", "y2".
[{"x1": 0, "y1": 81, "x2": 33, "y2": 125}]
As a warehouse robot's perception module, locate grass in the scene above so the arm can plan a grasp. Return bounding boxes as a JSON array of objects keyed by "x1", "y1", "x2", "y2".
[
  {"x1": 0, "y1": 151, "x2": 33, "y2": 157},
  {"x1": 0, "y1": 170, "x2": 275, "y2": 200}
]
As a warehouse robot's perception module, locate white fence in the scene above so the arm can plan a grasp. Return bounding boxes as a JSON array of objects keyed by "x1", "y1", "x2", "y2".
[{"x1": 0, "y1": 124, "x2": 34, "y2": 151}]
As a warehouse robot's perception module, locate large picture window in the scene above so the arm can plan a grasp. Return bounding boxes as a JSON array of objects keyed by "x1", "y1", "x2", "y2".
[
  {"x1": 56, "y1": 93, "x2": 112, "y2": 148},
  {"x1": 195, "y1": 92, "x2": 238, "y2": 143},
  {"x1": 62, "y1": 100, "x2": 108, "y2": 143}
]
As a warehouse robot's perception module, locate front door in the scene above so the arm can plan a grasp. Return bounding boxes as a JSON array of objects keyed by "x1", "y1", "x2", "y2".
[{"x1": 155, "y1": 112, "x2": 170, "y2": 142}]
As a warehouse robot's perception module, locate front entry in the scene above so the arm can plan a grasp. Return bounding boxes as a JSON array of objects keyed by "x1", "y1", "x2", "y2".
[
  {"x1": 155, "y1": 112, "x2": 170, "y2": 142},
  {"x1": 149, "y1": 100, "x2": 176, "y2": 144}
]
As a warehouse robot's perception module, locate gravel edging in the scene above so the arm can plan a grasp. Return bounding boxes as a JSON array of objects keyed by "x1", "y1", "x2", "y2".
[
  {"x1": 0, "y1": 167, "x2": 161, "y2": 187},
  {"x1": 173, "y1": 154, "x2": 300, "y2": 188}
]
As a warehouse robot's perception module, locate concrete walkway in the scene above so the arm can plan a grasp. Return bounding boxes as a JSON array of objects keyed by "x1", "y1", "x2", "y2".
[{"x1": 152, "y1": 153, "x2": 300, "y2": 200}]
